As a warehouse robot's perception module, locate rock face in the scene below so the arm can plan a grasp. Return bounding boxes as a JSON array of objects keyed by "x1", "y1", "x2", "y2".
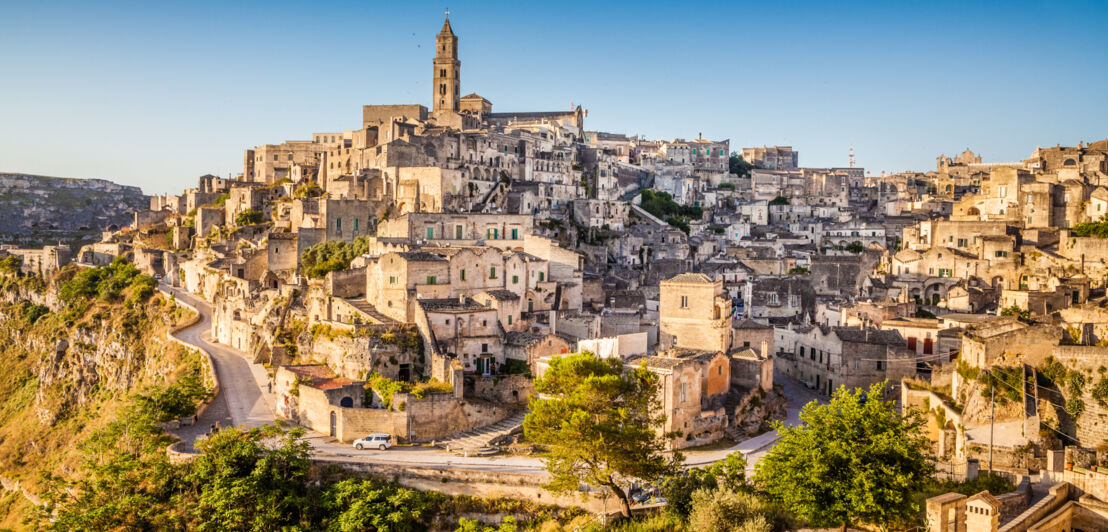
[{"x1": 0, "y1": 173, "x2": 148, "y2": 246}]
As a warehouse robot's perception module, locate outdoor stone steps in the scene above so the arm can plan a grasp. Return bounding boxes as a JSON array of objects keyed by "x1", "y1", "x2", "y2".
[{"x1": 434, "y1": 411, "x2": 527, "y2": 455}]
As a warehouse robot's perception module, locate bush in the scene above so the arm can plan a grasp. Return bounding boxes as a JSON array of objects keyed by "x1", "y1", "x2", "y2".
[
  {"x1": 59, "y1": 257, "x2": 157, "y2": 306},
  {"x1": 1072, "y1": 215, "x2": 1108, "y2": 238},
  {"x1": 687, "y1": 488, "x2": 787, "y2": 532},
  {"x1": 1066, "y1": 397, "x2": 1086, "y2": 418},
  {"x1": 301, "y1": 236, "x2": 372, "y2": 278},
  {"x1": 234, "y1": 208, "x2": 263, "y2": 226},
  {"x1": 0, "y1": 256, "x2": 22, "y2": 274},
  {"x1": 134, "y1": 374, "x2": 212, "y2": 422}
]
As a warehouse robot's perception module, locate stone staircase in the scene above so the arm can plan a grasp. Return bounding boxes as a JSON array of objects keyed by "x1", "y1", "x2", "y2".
[
  {"x1": 433, "y1": 411, "x2": 527, "y2": 456},
  {"x1": 344, "y1": 298, "x2": 398, "y2": 325}
]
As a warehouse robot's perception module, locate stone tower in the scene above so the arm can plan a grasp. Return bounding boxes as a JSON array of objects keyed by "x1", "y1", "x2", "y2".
[{"x1": 433, "y1": 13, "x2": 460, "y2": 113}]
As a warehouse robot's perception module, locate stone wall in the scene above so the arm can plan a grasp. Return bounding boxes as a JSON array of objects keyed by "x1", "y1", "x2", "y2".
[
  {"x1": 327, "y1": 267, "x2": 366, "y2": 298},
  {"x1": 315, "y1": 458, "x2": 610, "y2": 512},
  {"x1": 404, "y1": 393, "x2": 515, "y2": 443},
  {"x1": 1046, "y1": 346, "x2": 1108, "y2": 446},
  {"x1": 471, "y1": 374, "x2": 534, "y2": 404}
]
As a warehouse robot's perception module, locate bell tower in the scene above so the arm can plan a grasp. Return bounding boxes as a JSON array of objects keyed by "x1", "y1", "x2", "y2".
[{"x1": 433, "y1": 11, "x2": 460, "y2": 113}]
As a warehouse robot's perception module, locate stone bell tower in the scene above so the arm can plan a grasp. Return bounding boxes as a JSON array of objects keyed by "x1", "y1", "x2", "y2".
[{"x1": 433, "y1": 12, "x2": 460, "y2": 113}]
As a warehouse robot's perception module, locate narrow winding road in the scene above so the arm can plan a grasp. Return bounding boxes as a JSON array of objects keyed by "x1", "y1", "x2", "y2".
[{"x1": 163, "y1": 283, "x2": 821, "y2": 472}]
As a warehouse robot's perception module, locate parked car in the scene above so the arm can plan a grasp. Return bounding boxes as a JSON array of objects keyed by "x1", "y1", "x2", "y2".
[{"x1": 353, "y1": 433, "x2": 392, "y2": 451}]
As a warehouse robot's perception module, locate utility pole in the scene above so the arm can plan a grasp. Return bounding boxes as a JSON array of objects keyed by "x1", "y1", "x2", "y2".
[{"x1": 989, "y1": 369, "x2": 995, "y2": 473}]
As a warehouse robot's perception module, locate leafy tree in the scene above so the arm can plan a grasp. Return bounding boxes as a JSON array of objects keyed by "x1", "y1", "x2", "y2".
[
  {"x1": 769, "y1": 196, "x2": 789, "y2": 206},
  {"x1": 523, "y1": 352, "x2": 682, "y2": 518},
  {"x1": 754, "y1": 381, "x2": 933, "y2": 530},
  {"x1": 845, "y1": 241, "x2": 865, "y2": 253},
  {"x1": 134, "y1": 373, "x2": 212, "y2": 422},
  {"x1": 728, "y1": 152, "x2": 753, "y2": 179},
  {"x1": 687, "y1": 487, "x2": 790, "y2": 532},
  {"x1": 38, "y1": 405, "x2": 186, "y2": 531},
  {"x1": 1000, "y1": 304, "x2": 1031, "y2": 319},
  {"x1": 663, "y1": 451, "x2": 749, "y2": 518},
  {"x1": 234, "y1": 208, "x2": 264, "y2": 226},
  {"x1": 187, "y1": 425, "x2": 314, "y2": 531},
  {"x1": 301, "y1": 235, "x2": 372, "y2": 278},
  {"x1": 321, "y1": 478, "x2": 442, "y2": 532},
  {"x1": 1072, "y1": 215, "x2": 1108, "y2": 238},
  {"x1": 787, "y1": 266, "x2": 809, "y2": 275}
]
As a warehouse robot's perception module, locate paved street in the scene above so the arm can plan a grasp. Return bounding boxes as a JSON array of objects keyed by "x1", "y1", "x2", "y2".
[{"x1": 164, "y1": 283, "x2": 820, "y2": 472}]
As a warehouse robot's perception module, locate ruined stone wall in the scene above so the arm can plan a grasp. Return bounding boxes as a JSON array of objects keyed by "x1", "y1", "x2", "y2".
[
  {"x1": 1047, "y1": 346, "x2": 1108, "y2": 446},
  {"x1": 472, "y1": 375, "x2": 534, "y2": 404},
  {"x1": 404, "y1": 393, "x2": 514, "y2": 443},
  {"x1": 326, "y1": 267, "x2": 366, "y2": 299}
]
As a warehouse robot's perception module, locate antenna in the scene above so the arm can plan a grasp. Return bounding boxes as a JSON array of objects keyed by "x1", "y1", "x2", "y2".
[{"x1": 848, "y1": 145, "x2": 856, "y2": 169}]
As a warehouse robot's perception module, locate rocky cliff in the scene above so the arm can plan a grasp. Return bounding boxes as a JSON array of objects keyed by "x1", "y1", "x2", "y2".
[
  {"x1": 0, "y1": 265, "x2": 200, "y2": 528},
  {"x1": 0, "y1": 173, "x2": 148, "y2": 247}
]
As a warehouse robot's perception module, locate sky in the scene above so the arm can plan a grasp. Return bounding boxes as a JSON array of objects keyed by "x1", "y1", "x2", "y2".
[{"x1": 1, "y1": 0, "x2": 1106, "y2": 195}]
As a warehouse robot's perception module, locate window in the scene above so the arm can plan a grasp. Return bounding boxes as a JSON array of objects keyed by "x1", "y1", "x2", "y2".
[
  {"x1": 456, "y1": 225, "x2": 463, "y2": 239},
  {"x1": 481, "y1": 343, "x2": 488, "y2": 352},
  {"x1": 426, "y1": 276, "x2": 436, "y2": 285},
  {"x1": 388, "y1": 276, "x2": 397, "y2": 284},
  {"x1": 512, "y1": 275, "x2": 519, "y2": 284},
  {"x1": 426, "y1": 226, "x2": 434, "y2": 239},
  {"x1": 538, "y1": 272, "x2": 544, "y2": 282},
  {"x1": 957, "y1": 238, "x2": 967, "y2": 247},
  {"x1": 508, "y1": 316, "x2": 512, "y2": 325},
  {"x1": 680, "y1": 382, "x2": 687, "y2": 403},
  {"x1": 489, "y1": 267, "x2": 497, "y2": 279},
  {"x1": 336, "y1": 218, "x2": 342, "y2": 232},
  {"x1": 353, "y1": 218, "x2": 359, "y2": 232},
  {"x1": 876, "y1": 361, "x2": 886, "y2": 371},
  {"x1": 718, "y1": 366, "x2": 722, "y2": 376},
  {"x1": 681, "y1": 296, "x2": 689, "y2": 308},
  {"x1": 799, "y1": 346, "x2": 805, "y2": 356},
  {"x1": 511, "y1": 228, "x2": 519, "y2": 239},
  {"x1": 460, "y1": 269, "x2": 466, "y2": 281}
]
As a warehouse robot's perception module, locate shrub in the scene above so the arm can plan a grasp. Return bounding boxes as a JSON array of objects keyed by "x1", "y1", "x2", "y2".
[
  {"x1": 234, "y1": 208, "x2": 263, "y2": 226},
  {"x1": 687, "y1": 487, "x2": 785, "y2": 532},
  {"x1": 1066, "y1": 397, "x2": 1086, "y2": 418},
  {"x1": 134, "y1": 374, "x2": 212, "y2": 422},
  {"x1": 301, "y1": 236, "x2": 372, "y2": 278},
  {"x1": 1092, "y1": 378, "x2": 1108, "y2": 407}
]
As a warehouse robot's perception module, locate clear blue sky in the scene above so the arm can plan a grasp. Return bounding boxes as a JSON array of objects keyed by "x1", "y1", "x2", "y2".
[{"x1": 2, "y1": 0, "x2": 1106, "y2": 194}]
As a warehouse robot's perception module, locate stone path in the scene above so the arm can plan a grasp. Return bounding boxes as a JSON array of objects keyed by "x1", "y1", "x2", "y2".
[{"x1": 432, "y1": 411, "x2": 528, "y2": 455}]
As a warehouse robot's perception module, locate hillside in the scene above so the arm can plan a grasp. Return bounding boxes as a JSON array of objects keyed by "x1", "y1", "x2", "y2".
[
  {"x1": 0, "y1": 259, "x2": 204, "y2": 529},
  {"x1": 0, "y1": 173, "x2": 148, "y2": 247}
]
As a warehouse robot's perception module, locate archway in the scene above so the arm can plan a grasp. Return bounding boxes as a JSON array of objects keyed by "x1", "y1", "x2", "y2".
[{"x1": 339, "y1": 397, "x2": 354, "y2": 408}]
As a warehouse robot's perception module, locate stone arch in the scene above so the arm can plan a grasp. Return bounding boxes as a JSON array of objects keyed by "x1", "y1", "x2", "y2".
[
  {"x1": 1064, "y1": 158, "x2": 1077, "y2": 167},
  {"x1": 339, "y1": 396, "x2": 354, "y2": 407}
]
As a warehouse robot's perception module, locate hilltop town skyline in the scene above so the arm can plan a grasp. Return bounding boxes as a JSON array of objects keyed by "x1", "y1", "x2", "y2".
[{"x1": 1, "y1": 1, "x2": 1106, "y2": 194}]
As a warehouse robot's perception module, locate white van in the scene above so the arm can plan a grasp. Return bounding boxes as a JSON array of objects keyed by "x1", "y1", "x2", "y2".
[{"x1": 353, "y1": 433, "x2": 393, "y2": 450}]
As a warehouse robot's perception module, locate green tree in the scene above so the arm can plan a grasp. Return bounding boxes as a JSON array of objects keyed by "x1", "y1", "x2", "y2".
[
  {"x1": 754, "y1": 381, "x2": 933, "y2": 530},
  {"x1": 523, "y1": 352, "x2": 681, "y2": 518},
  {"x1": 845, "y1": 241, "x2": 865, "y2": 253},
  {"x1": 321, "y1": 478, "x2": 442, "y2": 532},
  {"x1": 38, "y1": 405, "x2": 186, "y2": 530},
  {"x1": 187, "y1": 425, "x2": 314, "y2": 531},
  {"x1": 769, "y1": 196, "x2": 789, "y2": 206},
  {"x1": 301, "y1": 235, "x2": 373, "y2": 278},
  {"x1": 663, "y1": 451, "x2": 749, "y2": 518},
  {"x1": 1000, "y1": 304, "x2": 1031, "y2": 319},
  {"x1": 234, "y1": 208, "x2": 264, "y2": 226},
  {"x1": 728, "y1": 152, "x2": 753, "y2": 178}
]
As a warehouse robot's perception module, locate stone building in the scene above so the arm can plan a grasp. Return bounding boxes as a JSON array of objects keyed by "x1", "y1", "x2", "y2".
[{"x1": 658, "y1": 273, "x2": 732, "y2": 352}]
